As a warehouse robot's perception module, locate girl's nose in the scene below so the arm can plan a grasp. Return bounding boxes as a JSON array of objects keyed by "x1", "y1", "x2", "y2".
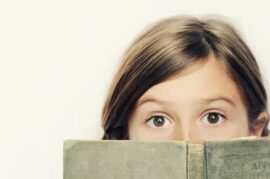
[
  {"x1": 174, "y1": 124, "x2": 197, "y2": 141},
  {"x1": 181, "y1": 133, "x2": 192, "y2": 141}
]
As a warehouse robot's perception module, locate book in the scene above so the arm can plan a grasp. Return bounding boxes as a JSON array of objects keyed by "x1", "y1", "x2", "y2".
[{"x1": 64, "y1": 137, "x2": 270, "y2": 179}]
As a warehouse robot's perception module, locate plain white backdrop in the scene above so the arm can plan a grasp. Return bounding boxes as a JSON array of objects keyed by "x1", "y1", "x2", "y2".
[{"x1": 1, "y1": 0, "x2": 270, "y2": 178}]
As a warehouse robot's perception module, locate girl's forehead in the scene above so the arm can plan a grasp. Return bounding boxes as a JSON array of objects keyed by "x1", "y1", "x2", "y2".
[{"x1": 138, "y1": 56, "x2": 240, "y2": 106}]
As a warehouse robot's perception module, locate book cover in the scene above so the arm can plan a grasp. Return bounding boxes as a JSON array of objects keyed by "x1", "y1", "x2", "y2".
[{"x1": 64, "y1": 137, "x2": 270, "y2": 179}]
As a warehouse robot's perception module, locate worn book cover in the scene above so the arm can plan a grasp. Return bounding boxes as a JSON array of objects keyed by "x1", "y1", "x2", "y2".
[{"x1": 64, "y1": 137, "x2": 270, "y2": 179}]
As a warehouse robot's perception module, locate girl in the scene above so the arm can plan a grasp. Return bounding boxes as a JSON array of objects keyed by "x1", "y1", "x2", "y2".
[{"x1": 101, "y1": 15, "x2": 269, "y2": 141}]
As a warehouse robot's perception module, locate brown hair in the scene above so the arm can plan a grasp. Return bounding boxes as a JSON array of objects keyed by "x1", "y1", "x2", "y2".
[{"x1": 101, "y1": 15, "x2": 269, "y2": 139}]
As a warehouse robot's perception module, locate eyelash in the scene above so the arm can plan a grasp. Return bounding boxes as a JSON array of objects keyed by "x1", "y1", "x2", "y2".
[
  {"x1": 201, "y1": 112, "x2": 226, "y2": 128},
  {"x1": 145, "y1": 111, "x2": 227, "y2": 128},
  {"x1": 145, "y1": 114, "x2": 172, "y2": 128}
]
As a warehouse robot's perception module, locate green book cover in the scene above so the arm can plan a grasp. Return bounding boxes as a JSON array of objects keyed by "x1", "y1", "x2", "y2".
[{"x1": 64, "y1": 137, "x2": 270, "y2": 179}]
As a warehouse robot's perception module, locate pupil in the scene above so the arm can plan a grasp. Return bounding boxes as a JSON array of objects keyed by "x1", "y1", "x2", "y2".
[
  {"x1": 153, "y1": 116, "x2": 164, "y2": 127},
  {"x1": 208, "y1": 113, "x2": 219, "y2": 123}
]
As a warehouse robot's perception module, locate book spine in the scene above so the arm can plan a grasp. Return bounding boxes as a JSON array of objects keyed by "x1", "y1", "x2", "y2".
[{"x1": 187, "y1": 143, "x2": 207, "y2": 179}]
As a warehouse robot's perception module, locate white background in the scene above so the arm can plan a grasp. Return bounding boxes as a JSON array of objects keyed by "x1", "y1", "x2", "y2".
[{"x1": 1, "y1": 0, "x2": 270, "y2": 179}]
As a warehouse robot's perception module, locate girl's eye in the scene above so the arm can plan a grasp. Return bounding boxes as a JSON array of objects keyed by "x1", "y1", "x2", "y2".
[
  {"x1": 146, "y1": 115, "x2": 171, "y2": 128},
  {"x1": 201, "y1": 112, "x2": 226, "y2": 126}
]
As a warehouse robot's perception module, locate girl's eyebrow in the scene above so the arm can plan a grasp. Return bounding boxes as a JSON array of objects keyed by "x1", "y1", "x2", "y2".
[
  {"x1": 137, "y1": 95, "x2": 236, "y2": 107},
  {"x1": 200, "y1": 96, "x2": 236, "y2": 107}
]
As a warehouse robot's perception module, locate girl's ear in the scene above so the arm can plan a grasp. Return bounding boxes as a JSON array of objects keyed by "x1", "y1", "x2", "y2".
[{"x1": 249, "y1": 111, "x2": 269, "y2": 137}]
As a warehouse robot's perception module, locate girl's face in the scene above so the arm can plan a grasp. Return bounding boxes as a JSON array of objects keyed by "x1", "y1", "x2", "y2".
[{"x1": 128, "y1": 56, "x2": 258, "y2": 141}]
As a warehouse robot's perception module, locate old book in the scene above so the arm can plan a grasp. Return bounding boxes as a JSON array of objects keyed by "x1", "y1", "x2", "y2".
[{"x1": 64, "y1": 137, "x2": 270, "y2": 179}]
